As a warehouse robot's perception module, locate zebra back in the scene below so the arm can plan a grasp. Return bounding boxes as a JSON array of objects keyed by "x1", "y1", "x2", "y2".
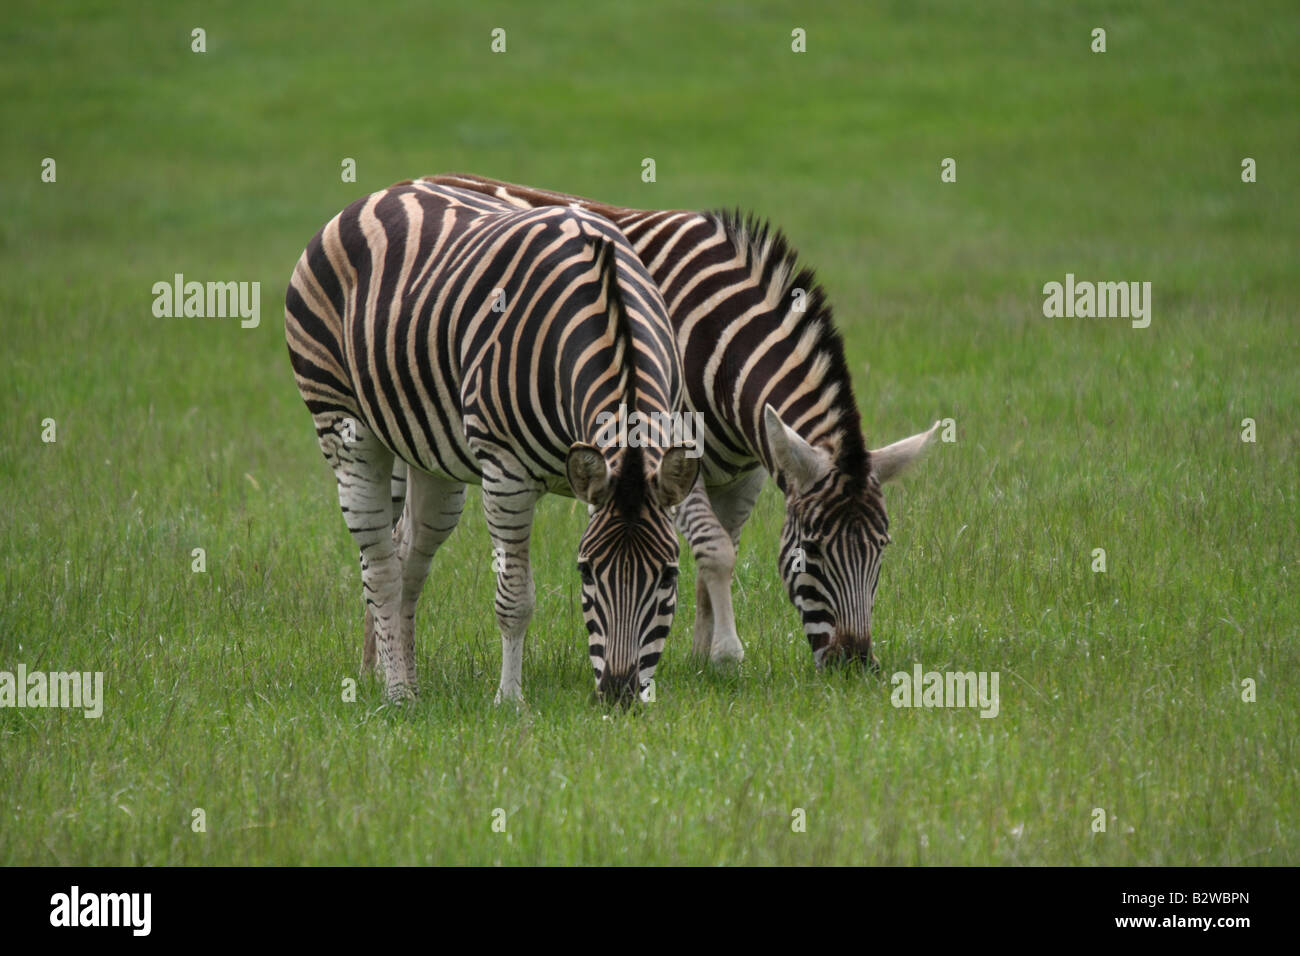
[
  {"x1": 285, "y1": 180, "x2": 684, "y2": 488},
  {"x1": 422, "y1": 173, "x2": 870, "y2": 492}
]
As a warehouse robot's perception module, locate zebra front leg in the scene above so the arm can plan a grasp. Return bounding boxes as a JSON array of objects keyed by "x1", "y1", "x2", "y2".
[
  {"x1": 676, "y1": 481, "x2": 742, "y2": 666},
  {"x1": 708, "y1": 467, "x2": 766, "y2": 663},
  {"x1": 679, "y1": 468, "x2": 767, "y2": 667},
  {"x1": 692, "y1": 574, "x2": 715, "y2": 658},
  {"x1": 481, "y1": 485, "x2": 539, "y2": 704},
  {"x1": 316, "y1": 413, "x2": 411, "y2": 700}
]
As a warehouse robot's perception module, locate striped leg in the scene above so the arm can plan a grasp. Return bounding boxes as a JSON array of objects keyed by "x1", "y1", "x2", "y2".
[
  {"x1": 361, "y1": 502, "x2": 404, "y2": 675},
  {"x1": 396, "y1": 468, "x2": 467, "y2": 678},
  {"x1": 481, "y1": 481, "x2": 539, "y2": 704},
  {"x1": 315, "y1": 412, "x2": 413, "y2": 700},
  {"x1": 390, "y1": 459, "x2": 409, "y2": 528},
  {"x1": 676, "y1": 481, "x2": 740, "y2": 664},
  {"x1": 710, "y1": 467, "x2": 766, "y2": 547},
  {"x1": 363, "y1": 466, "x2": 466, "y2": 678},
  {"x1": 677, "y1": 468, "x2": 766, "y2": 665}
]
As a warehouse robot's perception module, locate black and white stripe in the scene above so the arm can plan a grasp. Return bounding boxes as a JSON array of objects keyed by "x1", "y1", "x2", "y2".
[
  {"x1": 425, "y1": 174, "x2": 938, "y2": 668},
  {"x1": 285, "y1": 181, "x2": 698, "y2": 701}
]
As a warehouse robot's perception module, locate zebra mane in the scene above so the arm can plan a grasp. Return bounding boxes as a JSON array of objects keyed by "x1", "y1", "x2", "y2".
[{"x1": 706, "y1": 209, "x2": 872, "y2": 494}]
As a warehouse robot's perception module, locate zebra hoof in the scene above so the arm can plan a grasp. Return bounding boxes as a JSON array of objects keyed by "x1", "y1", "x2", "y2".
[
  {"x1": 384, "y1": 684, "x2": 417, "y2": 704},
  {"x1": 708, "y1": 643, "x2": 745, "y2": 669}
]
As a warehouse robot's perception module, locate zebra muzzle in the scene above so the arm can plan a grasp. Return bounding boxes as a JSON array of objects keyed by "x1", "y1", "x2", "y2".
[
  {"x1": 822, "y1": 632, "x2": 879, "y2": 671},
  {"x1": 595, "y1": 668, "x2": 642, "y2": 704}
]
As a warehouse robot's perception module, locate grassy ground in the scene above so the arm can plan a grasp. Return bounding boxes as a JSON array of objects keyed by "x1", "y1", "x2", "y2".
[{"x1": 1, "y1": 0, "x2": 1296, "y2": 864}]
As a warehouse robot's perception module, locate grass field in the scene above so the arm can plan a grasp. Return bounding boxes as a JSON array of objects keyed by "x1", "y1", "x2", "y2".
[{"x1": 1, "y1": 0, "x2": 1296, "y2": 865}]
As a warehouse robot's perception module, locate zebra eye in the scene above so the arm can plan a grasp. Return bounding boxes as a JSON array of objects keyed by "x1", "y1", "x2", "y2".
[
  {"x1": 659, "y1": 566, "x2": 679, "y2": 589},
  {"x1": 577, "y1": 562, "x2": 595, "y2": 587}
]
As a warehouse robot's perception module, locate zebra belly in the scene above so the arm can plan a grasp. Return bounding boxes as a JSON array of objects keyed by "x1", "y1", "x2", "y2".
[{"x1": 342, "y1": 367, "x2": 482, "y2": 487}]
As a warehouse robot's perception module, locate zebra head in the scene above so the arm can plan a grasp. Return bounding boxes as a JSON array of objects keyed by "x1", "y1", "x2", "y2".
[
  {"x1": 567, "y1": 442, "x2": 699, "y2": 702},
  {"x1": 765, "y1": 405, "x2": 938, "y2": 669}
]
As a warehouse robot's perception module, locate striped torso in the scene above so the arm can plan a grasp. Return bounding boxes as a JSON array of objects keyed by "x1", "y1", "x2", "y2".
[
  {"x1": 284, "y1": 180, "x2": 682, "y2": 491},
  {"x1": 423, "y1": 174, "x2": 870, "y2": 491}
]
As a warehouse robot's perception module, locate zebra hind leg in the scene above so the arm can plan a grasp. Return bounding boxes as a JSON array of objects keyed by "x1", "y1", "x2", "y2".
[
  {"x1": 361, "y1": 459, "x2": 415, "y2": 674},
  {"x1": 389, "y1": 459, "x2": 408, "y2": 529},
  {"x1": 480, "y1": 482, "x2": 539, "y2": 704},
  {"x1": 392, "y1": 467, "x2": 467, "y2": 691},
  {"x1": 314, "y1": 412, "x2": 411, "y2": 701}
]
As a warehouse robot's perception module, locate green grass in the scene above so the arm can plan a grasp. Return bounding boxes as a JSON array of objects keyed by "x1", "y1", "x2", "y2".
[{"x1": 1, "y1": 0, "x2": 1296, "y2": 864}]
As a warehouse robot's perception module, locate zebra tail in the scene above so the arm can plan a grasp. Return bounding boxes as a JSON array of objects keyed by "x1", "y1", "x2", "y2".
[{"x1": 591, "y1": 238, "x2": 637, "y2": 406}]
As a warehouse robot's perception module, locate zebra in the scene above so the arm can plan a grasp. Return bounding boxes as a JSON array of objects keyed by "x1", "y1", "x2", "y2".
[
  {"x1": 284, "y1": 180, "x2": 699, "y2": 703},
  {"x1": 414, "y1": 173, "x2": 939, "y2": 671}
]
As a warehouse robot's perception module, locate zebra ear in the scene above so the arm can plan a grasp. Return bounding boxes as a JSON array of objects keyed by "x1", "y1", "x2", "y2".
[
  {"x1": 763, "y1": 404, "x2": 832, "y2": 494},
  {"x1": 871, "y1": 421, "x2": 941, "y2": 483},
  {"x1": 567, "y1": 443, "x2": 613, "y2": 506},
  {"x1": 653, "y1": 445, "x2": 700, "y2": 509}
]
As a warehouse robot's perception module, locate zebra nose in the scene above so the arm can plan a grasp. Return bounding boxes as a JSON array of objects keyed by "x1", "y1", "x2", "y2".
[
  {"x1": 596, "y1": 669, "x2": 640, "y2": 703},
  {"x1": 829, "y1": 630, "x2": 878, "y2": 670}
]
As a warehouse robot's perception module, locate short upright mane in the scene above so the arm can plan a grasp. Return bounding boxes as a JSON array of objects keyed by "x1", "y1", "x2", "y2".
[{"x1": 706, "y1": 209, "x2": 872, "y2": 492}]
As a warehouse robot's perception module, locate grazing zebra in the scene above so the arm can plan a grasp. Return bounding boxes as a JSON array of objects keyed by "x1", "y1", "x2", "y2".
[
  {"x1": 416, "y1": 173, "x2": 938, "y2": 670},
  {"x1": 284, "y1": 180, "x2": 699, "y2": 702}
]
